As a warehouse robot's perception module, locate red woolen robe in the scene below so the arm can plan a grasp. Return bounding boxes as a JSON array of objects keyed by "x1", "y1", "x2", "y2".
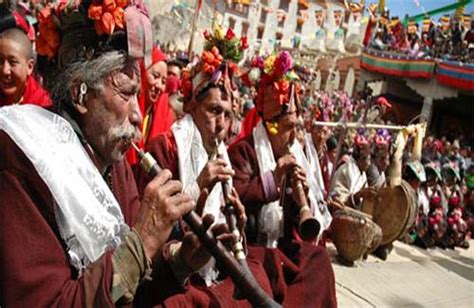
[
  {"x1": 142, "y1": 132, "x2": 337, "y2": 308},
  {"x1": 228, "y1": 134, "x2": 338, "y2": 308},
  {"x1": 0, "y1": 75, "x2": 52, "y2": 107},
  {"x1": 0, "y1": 130, "x2": 201, "y2": 307}
]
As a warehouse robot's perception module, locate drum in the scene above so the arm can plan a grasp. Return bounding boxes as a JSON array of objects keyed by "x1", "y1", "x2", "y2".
[
  {"x1": 331, "y1": 207, "x2": 382, "y2": 263},
  {"x1": 361, "y1": 180, "x2": 417, "y2": 245}
]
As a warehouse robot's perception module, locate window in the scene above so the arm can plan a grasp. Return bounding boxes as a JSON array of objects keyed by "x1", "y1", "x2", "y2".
[
  {"x1": 257, "y1": 26, "x2": 264, "y2": 39},
  {"x1": 241, "y1": 22, "x2": 249, "y2": 37},
  {"x1": 228, "y1": 17, "x2": 236, "y2": 30},
  {"x1": 260, "y1": 9, "x2": 267, "y2": 23},
  {"x1": 279, "y1": 0, "x2": 290, "y2": 11}
]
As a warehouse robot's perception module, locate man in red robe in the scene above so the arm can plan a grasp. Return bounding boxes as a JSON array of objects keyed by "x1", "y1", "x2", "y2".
[
  {"x1": 0, "y1": 28, "x2": 51, "y2": 107},
  {"x1": 136, "y1": 29, "x2": 284, "y2": 306},
  {"x1": 227, "y1": 52, "x2": 337, "y2": 307},
  {"x1": 0, "y1": 2, "x2": 245, "y2": 307}
]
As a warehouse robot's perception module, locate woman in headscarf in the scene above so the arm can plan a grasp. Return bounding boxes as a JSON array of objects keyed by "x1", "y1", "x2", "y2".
[{"x1": 127, "y1": 46, "x2": 176, "y2": 166}]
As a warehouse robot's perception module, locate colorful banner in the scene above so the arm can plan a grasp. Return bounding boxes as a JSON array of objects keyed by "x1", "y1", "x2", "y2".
[
  {"x1": 436, "y1": 61, "x2": 474, "y2": 91},
  {"x1": 361, "y1": 50, "x2": 435, "y2": 79}
]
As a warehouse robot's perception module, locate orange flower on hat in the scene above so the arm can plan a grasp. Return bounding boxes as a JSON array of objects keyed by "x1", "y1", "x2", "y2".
[
  {"x1": 88, "y1": 0, "x2": 127, "y2": 35},
  {"x1": 201, "y1": 47, "x2": 223, "y2": 74},
  {"x1": 36, "y1": 6, "x2": 60, "y2": 59},
  {"x1": 103, "y1": 0, "x2": 116, "y2": 12},
  {"x1": 113, "y1": 7, "x2": 125, "y2": 29},
  {"x1": 99, "y1": 12, "x2": 115, "y2": 35},
  {"x1": 273, "y1": 79, "x2": 290, "y2": 106},
  {"x1": 88, "y1": 4, "x2": 103, "y2": 20},
  {"x1": 116, "y1": 0, "x2": 129, "y2": 8},
  {"x1": 181, "y1": 69, "x2": 192, "y2": 99}
]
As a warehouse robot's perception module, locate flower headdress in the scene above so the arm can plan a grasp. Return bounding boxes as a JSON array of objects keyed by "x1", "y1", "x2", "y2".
[
  {"x1": 372, "y1": 128, "x2": 391, "y2": 148},
  {"x1": 181, "y1": 24, "x2": 248, "y2": 103},
  {"x1": 241, "y1": 51, "x2": 300, "y2": 134},
  {"x1": 36, "y1": 0, "x2": 152, "y2": 67}
]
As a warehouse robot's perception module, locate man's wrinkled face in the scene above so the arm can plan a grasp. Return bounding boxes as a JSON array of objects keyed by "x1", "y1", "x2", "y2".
[
  {"x1": 145, "y1": 61, "x2": 167, "y2": 103},
  {"x1": 268, "y1": 112, "x2": 298, "y2": 159},
  {"x1": 0, "y1": 38, "x2": 33, "y2": 102},
  {"x1": 82, "y1": 63, "x2": 142, "y2": 166},
  {"x1": 191, "y1": 87, "x2": 233, "y2": 152}
]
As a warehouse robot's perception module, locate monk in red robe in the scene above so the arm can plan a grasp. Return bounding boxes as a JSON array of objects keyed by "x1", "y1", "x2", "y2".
[
  {"x1": 127, "y1": 47, "x2": 176, "y2": 166},
  {"x1": 228, "y1": 52, "x2": 337, "y2": 307},
  {"x1": 0, "y1": 3, "x2": 248, "y2": 307},
  {"x1": 0, "y1": 28, "x2": 51, "y2": 107}
]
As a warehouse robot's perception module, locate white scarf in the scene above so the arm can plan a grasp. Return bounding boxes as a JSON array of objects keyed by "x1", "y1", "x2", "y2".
[
  {"x1": 0, "y1": 105, "x2": 128, "y2": 274},
  {"x1": 252, "y1": 122, "x2": 332, "y2": 248},
  {"x1": 303, "y1": 132, "x2": 325, "y2": 200},
  {"x1": 171, "y1": 114, "x2": 231, "y2": 285}
]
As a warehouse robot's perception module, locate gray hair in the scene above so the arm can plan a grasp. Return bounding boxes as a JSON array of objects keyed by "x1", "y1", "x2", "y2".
[{"x1": 51, "y1": 51, "x2": 136, "y2": 112}]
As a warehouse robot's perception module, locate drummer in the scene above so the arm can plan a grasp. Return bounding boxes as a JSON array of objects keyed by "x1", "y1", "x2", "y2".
[{"x1": 330, "y1": 134, "x2": 376, "y2": 208}]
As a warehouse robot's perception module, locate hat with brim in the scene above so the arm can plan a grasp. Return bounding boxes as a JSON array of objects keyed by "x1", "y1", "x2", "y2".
[{"x1": 407, "y1": 160, "x2": 426, "y2": 182}]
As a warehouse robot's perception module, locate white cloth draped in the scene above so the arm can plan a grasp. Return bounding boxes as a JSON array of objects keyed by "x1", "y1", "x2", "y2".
[
  {"x1": 252, "y1": 122, "x2": 332, "y2": 248},
  {"x1": 171, "y1": 114, "x2": 231, "y2": 286},
  {"x1": 330, "y1": 158, "x2": 367, "y2": 204},
  {"x1": 0, "y1": 105, "x2": 128, "y2": 275}
]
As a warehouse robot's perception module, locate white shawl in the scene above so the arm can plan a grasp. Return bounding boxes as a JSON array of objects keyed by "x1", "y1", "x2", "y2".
[
  {"x1": 252, "y1": 122, "x2": 332, "y2": 248},
  {"x1": 0, "y1": 105, "x2": 128, "y2": 274},
  {"x1": 171, "y1": 114, "x2": 231, "y2": 285}
]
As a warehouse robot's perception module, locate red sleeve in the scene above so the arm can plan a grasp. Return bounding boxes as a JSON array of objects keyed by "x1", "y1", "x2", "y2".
[
  {"x1": 228, "y1": 136, "x2": 278, "y2": 217},
  {"x1": 0, "y1": 170, "x2": 115, "y2": 307}
]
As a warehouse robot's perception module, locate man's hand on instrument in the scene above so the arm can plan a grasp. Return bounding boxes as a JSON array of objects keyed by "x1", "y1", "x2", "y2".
[
  {"x1": 197, "y1": 158, "x2": 235, "y2": 191},
  {"x1": 289, "y1": 166, "x2": 309, "y2": 193},
  {"x1": 135, "y1": 169, "x2": 195, "y2": 261},
  {"x1": 354, "y1": 187, "x2": 377, "y2": 200},
  {"x1": 179, "y1": 215, "x2": 240, "y2": 272},
  {"x1": 224, "y1": 188, "x2": 247, "y2": 237},
  {"x1": 274, "y1": 154, "x2": 298, "y2": 186}
]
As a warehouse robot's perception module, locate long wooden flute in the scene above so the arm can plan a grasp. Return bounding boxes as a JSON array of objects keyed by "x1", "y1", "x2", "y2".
[{"x1": 132, "y1": 143, "x2": 280, "y2": 308}]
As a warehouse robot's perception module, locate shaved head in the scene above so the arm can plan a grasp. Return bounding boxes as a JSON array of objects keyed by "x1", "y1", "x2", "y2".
[{"x1": 0, "y1": 27, "x2": 33, "y2": 60}]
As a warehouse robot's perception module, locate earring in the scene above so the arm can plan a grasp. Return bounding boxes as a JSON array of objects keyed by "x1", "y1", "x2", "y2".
[{"x1": 78, "y1": 83, "x2": 87, "y2": 105}]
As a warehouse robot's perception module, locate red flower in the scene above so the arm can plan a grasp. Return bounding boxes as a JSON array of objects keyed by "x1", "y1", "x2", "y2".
[
  {"x1": 203, "y1": 30, "x2": 211, "y2": 40},
  {"x1": 225, "y1": 28, "x2": 235, "y2": 40},
  {"x1": 88, "y1": 4, "x2": 103, "y2": 21},
  {"x1": 116, "y1": 0, "x2": 128, "y2": 8},
  {"x1": 113, "y1": 7, "x2": 125, "y2": 29},
  {"x1": 103, "y1": 0, "x2": 117, "y2": 12},
  {"x1": 99, "y1": 12, "x2": 115, "y2": 35},
  {"x1": 273, "y1": 79, "x2": 289, "y2": 105}
]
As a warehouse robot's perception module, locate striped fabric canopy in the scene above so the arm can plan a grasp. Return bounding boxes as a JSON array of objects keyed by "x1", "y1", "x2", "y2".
[
  {"x1": 361, "y1": 49, "x2": 435, "y2": 79},
  {"x1": 436, "y1": 61, "x2": 474, "y2": 91}
]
